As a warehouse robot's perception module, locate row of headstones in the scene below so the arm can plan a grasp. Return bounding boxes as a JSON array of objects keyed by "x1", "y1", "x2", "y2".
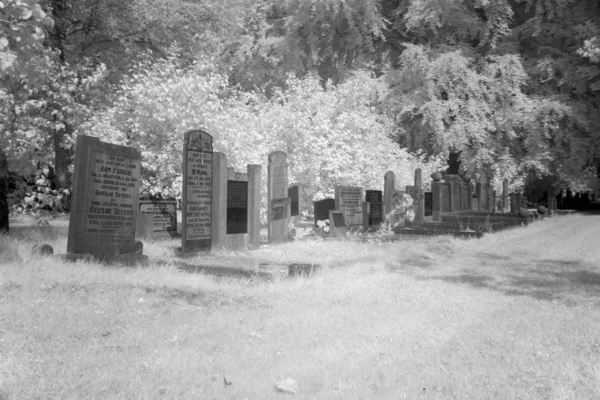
[
  {"x1": 65, "y1": 131, "x2": 301, "y2": 263},
  {"x1": 312, "y1": 169, "x2": 427, "y2": 231}
]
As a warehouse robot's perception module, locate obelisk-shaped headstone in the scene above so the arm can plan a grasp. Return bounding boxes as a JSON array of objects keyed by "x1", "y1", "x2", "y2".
[
  {"x1": 268, "y1": 151, "x2": 289, "y2": 243},
  {"x1": 0, "y1": 150, "x2": 8, "y2": 234},
  {"x1": 182, "y1": 130, "x2": 214, "y2": 254},
  {"x1": 383, "y1": 171, "x2": 396, "y2": 218}
]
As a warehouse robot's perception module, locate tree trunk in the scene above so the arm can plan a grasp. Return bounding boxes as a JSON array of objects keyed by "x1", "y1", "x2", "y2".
[{"x1": 0, "y1": 150, "x2": 9, "y2": 233}]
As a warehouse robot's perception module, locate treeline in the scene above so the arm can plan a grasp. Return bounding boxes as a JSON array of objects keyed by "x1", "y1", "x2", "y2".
[{"x1": 1, "y1": 0, "x2": 599, "y2": 213}]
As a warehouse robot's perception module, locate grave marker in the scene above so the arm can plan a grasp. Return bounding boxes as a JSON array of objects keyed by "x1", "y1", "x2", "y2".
[
  {"x1": 314, "y1": 198, "x2": 335, "y2": 227},
  {"x1": 182, "y1": 130, "x2": 213, "y2": 254},
  {"x1": 502, "y1": 179, "x2": 509, "y2": 212},
  {"x1": 384, "y1": 171, "x2": 396, "y2": 217},
  {"x1": 365, "y1": 190, "x2": 383, "y2": 226},
  {"x1": 67, "y1": 135, "x2": 145, "y2": 263},
  {"x1": 329, "y1": 210, "x2": 347, "y2": 238},
  {"x1": 335, "y1": 186, "x2": 363, "y2": 226},
  {"x1": 247, "y1": 165, "x2": 262, "y2": 249},
  {"x1": 268, "y1": 151, "x2": 289, "y2": 243},
  {"x1": 414, "y1": 168, "x2": 424, "y2": 222},
  {"x1": 226, "y1": 180, "x2": 248, "y2": 234},
  {"x1": 289, "y1": 185, "x2": 299, "y2": 216},
  {"x1": 424, "y1": 192, "x2": 433, "y2": 216},
  {"x1": 138, "y1": 199, "x2": 177, "y2": 239}
]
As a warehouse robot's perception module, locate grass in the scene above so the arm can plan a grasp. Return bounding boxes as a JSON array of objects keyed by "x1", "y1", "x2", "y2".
[{"x1": 1, "y1": 214, "x2": 600, "y2": 399}]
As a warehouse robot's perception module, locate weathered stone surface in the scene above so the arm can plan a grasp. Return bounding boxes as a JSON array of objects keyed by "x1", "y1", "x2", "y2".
[
  {"x1": 268, "y1": 151, "x2": 289, "y2": 243},
  {"x1": 383, "y1": 171, "x2": 396, "y2": 217},
  {"x1": 329, "y1": 210, "x2": 347, "y2": 238},
  {"x1": 211, "y1": 152, "x2": 227, "y2": 249},
  {"x1": 414, "y1": 168, "x2": 424, "y2": 222},
  {"x1": 335, "y1": 186, "x2": 363, "y2": 226},
  {"x1": 67, "y1": 135, "x2": 144, "y2": 262},
  {"x1": 138, "y1": 200, "x2": 177, "y2": 239},
  {"x1": 502, "y1": 179, "x2": 509, "y2": 212},
  {"x1": 135, "y1": 214, "x2": 154, "y2": 240},
  {"x1": 182, "y1": 130, "x2": 214, "y2": 254},
  {"x1": 247, "y1": 164, "x2": 261, "y2": 250},
  {"x1": 431, "y1": 181, "x2": 442, "y2": 222},
  {"x1": 441, "y1": 184, "x2": 450, "y2": 213},
  {"x1": 424, "y1": 192, "x2": 433, "y2": 216}
]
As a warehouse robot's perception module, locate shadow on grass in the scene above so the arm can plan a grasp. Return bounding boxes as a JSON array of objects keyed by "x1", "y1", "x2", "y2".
[{"x1": 418, "y1": 258, "x2": 600, "y2": 304}]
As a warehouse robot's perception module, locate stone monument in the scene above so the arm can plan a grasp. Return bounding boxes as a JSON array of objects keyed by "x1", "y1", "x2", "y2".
[
  {"x1": 268, "y1": 151, "x2": 289, "y2": 243},
  {"x1": 383, "y1": 171, "x2": 396, "y2": 217},
  {"x1": 335, "y1": 186, "x2": 363, "y2": 226},
  {"x1": 182, "y1": 130, "x2": 214, "y2": 254},
  {"x1": 67, "y1": 135, "x2": 145, "y2": 263}
]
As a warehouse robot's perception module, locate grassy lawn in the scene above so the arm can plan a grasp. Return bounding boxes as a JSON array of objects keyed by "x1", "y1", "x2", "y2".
[{"x1": 1, "y1": 214, "x2": 599, "y2": 399}]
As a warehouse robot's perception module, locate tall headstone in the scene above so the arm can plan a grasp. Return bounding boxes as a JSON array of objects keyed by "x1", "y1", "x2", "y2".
[
  {"x1": 509, "y1": 193, "x2": 516, "y2": 213},
  {"x1": 441, "y1": 184, "x2": 450, "y2": 212},
  {"x1": 414, "y1": 168, "x2": 424, "y2": 222},
  {"x1": 0, "y1": 150, "x2": 8, "y2": 233},
  {"x1": 138, "y1": 199, "x2": 178, "y2": 239},
  {"x1": 431, "y1": 172, "x2": 443, "y2": 222},
  {"x1": 211, "y1": 152, "x2": 227, "y2": 248},
  {"x1": 502, "y1": 179, "x2": 509, "y2": 212},
  {"x1": 477, "y1": 182, "x2": 486, "y2": 212},
  {"x1": 365, "y1": 190, "x2": 383, "y2": 226},
  {"x1": 268, "y1": 151, "x2": 289, "y2": 243},
  {"x1": 314, "y1": 198, "x2": 335, "y2": 227},
  {"x1": 67, "y1": 135, "x2": 145, "y2": 263},
  {"x1": 335, "y1": 186, "x2": 363, "y2": 226},
  {"x1": 247, "y1": 165, "x2": 261, "y2": 249},
  {"x1": 383, "y1": 171, "x2": 396, "y2": 218},
  {"x1": 424, "y1": 192, "x2": 433, "y2": 216},
  {"x1": 289, "y1": 185, "x2": 300, "y2": 216},
  {"x1": 182, "y1": 130, "x2": 213, "y2": 254},
  {"x1": 445, "y1": 174, "x2": 461, "y2": 212}
]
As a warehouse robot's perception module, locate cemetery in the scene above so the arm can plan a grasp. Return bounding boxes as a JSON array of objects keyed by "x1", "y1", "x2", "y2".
[{"x1": 2, "y1": 0, "x2": 600, "y2": 398}]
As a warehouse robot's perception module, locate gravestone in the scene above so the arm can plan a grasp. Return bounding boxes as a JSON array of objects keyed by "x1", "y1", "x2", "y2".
[
  {"x1": 0, "y1": 150, "x2": 8, "y2": 233},
  {"x1": 182, "y1": 130, "x2": 214, "y2": 254},
  {"x1": 314, "y1": 198, "x2": 335, "y2": 227},
  {"x1": 461, "y1": 182, "x2": 469, "y2": 211},
  {"x1": 247, "y1": 165, "x2": 261, "y2": 249},
  {"x1": 289, "y1": 185, "x2": 299, "y2": 216},
  {"x1": 365, "y1": 190, "x2": 382, "y2": 226},
  {"x1": 335, "y1": 186, "x2": 363, "y2": 226},
  {"x1": 211, "y1": 152, "x2": 227, "y2": 248},
  {"x1": 268, "y1": 151, "x2": 289, "y2": 243},
  {"x1": 329, "y1": 210, "x2": 347, "y2": 238},
  {"x1": 424, "y1": 192, "x2": 433, "y2": 216},
  {"x1": 138, "y1": 199, "x2": 178, "y2": 239},
  {"x1": 441, "y1": 184, "x2": 450, "y2": 212},
  {"x1": 431, "y1": 172, "x2": 443, "y2": 222},
  {"x1": 226, "y1": 180, "x2": 248, "y2": 234},
  {"x1": 502, "y1": 179, "x2": 509, "y2": 212},
  {"x1": 383, "y1": 171, "x2": 396, "y2": 217},
  {"x1": 414, "y1": 168, "x2": 424, "y2": 222},
  {"x1": 67, "y1": 135, "x2": 145, "y2": 263}
]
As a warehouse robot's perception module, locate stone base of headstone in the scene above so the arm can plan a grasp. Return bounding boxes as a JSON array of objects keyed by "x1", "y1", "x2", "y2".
[
  {"x1": 62, "y1": 252, "x2": 148, "y2": 266},
  {"x1": 135, "y1": 214, "x2": 154, "y2": 240}
]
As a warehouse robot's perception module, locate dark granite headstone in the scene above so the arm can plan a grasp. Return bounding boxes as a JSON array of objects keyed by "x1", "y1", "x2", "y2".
[
  {"x1": 365, "y1": 190, "x2": 382, "y2": 225},
  {"x1": 288, "y1": 185, "x2": 299, "y2": 216},
  {"x1": 314, "y1": 198, "x2": 335, "y2": 227},
  {"x1": 182, "y1": 130, "x2": 214, "y2": 253},
  {"x1": 424, "y1": 192, "x2": 433, "y2": 216},
  {"x1": 329, "y1": 210, "x2": 347, "y2": 238},
  {"x1": 226, "y1": 180, "x2": 248, "y2": 234}
]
